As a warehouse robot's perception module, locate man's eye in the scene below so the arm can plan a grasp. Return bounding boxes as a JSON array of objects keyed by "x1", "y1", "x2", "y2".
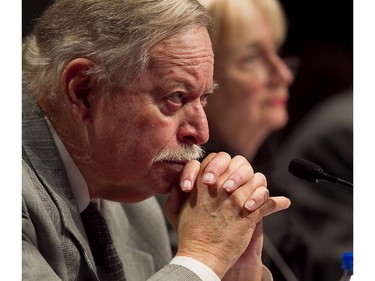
[{"x1": 166, "y1": 92, "x2": 185, "y2": 105}]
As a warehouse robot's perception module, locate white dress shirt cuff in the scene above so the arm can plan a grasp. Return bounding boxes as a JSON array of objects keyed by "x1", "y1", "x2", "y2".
[
  {"x1": 170, "y1": 256, "x2": 220, "y2": 281},
  {"x1": 170, "y1": 256, "x2": 273, "y2": 281}
]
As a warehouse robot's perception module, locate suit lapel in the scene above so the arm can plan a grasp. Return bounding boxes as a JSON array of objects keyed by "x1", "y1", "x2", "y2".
[{"x1": 22, "y1": 92, "x2": 99, "y2": 280}]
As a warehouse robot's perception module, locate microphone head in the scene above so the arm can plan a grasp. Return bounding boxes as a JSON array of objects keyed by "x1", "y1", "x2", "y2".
[{"x1": 288, "y1": 158, "x2": 324, "y2": 183}]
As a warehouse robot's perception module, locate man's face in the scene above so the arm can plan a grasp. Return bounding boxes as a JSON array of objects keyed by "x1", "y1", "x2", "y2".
[{"x1": 86, "y1": 26, "x2": 214, "y2": 202}]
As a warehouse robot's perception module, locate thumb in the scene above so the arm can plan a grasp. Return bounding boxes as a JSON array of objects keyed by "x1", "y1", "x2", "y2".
[{"x1": 163, "y1": 186, "x2": 188, "y2": 230}]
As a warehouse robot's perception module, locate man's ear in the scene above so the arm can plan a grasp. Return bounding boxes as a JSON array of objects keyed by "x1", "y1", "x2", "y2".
[{"x1": 61, "y1": 58, "x2": 95, "y2": 124}]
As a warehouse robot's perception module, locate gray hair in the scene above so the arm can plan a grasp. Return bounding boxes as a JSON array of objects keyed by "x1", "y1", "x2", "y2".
[{"x1": 23, "y1": 0, "x2": 212, "y2": 100}]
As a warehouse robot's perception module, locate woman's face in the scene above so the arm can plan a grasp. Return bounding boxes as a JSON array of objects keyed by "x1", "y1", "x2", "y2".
[{"x1": 207, "y1": 4, "x2": 294, "y2": 133}]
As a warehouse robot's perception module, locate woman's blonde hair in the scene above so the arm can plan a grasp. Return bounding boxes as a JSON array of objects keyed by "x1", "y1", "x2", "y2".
[{"x1": 200, "y1": 0, "x2": 287, "y2": 55}]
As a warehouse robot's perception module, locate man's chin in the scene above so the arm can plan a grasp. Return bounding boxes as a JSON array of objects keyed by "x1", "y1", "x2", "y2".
[
  {"x1": 152, "y1": 161, "x2": 185, "y2": 194},
  {"x1": 161, "y1": 183, "x2": 180, "y2": 194},
  {"x1": 154, "y1": 160, "x2": 185, "y2": 175},
  {"x1": 152, "y1": 176, "x2": 181, "y2": 195}
]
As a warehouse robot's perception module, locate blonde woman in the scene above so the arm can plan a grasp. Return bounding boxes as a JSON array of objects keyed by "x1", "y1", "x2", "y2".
[{"x1": 201, "y1": 0, "x2": 294, "y2": 161}]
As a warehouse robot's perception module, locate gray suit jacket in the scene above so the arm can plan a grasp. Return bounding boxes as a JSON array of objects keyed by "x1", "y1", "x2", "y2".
[{"x1": 22, "y1": 91, "x2": 202, "y2": 281}]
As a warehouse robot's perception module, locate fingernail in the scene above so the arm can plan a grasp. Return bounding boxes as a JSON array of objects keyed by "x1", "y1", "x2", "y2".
[
  {"x1": 245, "y1": 200, "x2": 256, "y2": 211},
  {"x1": 203, "y1": 172, "x2": 215, "y2": 184},
  {"x1": 285, "y1": 200, "x2": 291, "y2": 209},
  {"x1": 181, "y1": 179, "x2": 192, "y2": 191},
  {"x1": 223, "y1": 179, "x2": 235, "y2": 191}
]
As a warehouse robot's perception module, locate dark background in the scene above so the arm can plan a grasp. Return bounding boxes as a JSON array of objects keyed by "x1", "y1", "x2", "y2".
[
  {"x1": 278, "y1": 0, "x2": 353, "y2": 138},
  {"x1": 22, "y1": 0, "x2": 54, "y2": 38}
]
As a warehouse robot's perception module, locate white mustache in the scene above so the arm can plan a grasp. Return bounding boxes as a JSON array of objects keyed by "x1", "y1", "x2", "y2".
[{"x1": 153, "y1": 144, "x2": 205, "y2": 163}]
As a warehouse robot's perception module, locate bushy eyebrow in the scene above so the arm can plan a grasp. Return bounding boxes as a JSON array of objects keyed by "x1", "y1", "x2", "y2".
[
  {"x1": 209, "y1": 81, "x2": 219, "y2": 93},
  {"x1": 167, "y1": 80, "x2": 218, "y2": 95}
]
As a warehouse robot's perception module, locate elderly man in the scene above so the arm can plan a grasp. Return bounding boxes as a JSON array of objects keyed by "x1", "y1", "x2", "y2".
[{"x1": 22, "y1": 0, "x2": 290, "y2": 280}]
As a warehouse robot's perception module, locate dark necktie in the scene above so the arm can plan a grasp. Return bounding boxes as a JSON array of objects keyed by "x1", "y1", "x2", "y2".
[{"x1": 80, "y1": 202, "x2": 126, "y2": 281}]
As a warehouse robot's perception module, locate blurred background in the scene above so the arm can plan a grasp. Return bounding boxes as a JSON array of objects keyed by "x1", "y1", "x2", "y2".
[
  {"x1": 277, "y1": 0, "x2": 353, "y2": 138},
  {"x1": 22, "y1": 1, "x2": 353, "y2": 280},
  {"x1": 252, "y1": 0, "x2": 353, "y2": 170}
]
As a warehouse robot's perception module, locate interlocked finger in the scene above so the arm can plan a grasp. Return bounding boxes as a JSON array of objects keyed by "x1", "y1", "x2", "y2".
[
  {"x1": 200, "y1": 152, "x2": 232, "y2": 185},
  {"x1": 245, "y1": 196, "x2": 291, "y2": 222},
  {"x1": 221, "y1": 156, "x2": 254, "y2": 192},
  {"x1": 243, "y1": 186, "x2": 269, "y2": 212},
  {"x1": 228, "y1": 172, "x2": 267, "y2": 211}
]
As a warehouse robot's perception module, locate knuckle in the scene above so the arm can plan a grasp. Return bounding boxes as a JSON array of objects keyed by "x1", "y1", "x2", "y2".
[
  {"x1": 236, "y1": 173, "x2": 245, "y2": 183},
  {"x1": 217, "y1": 151, "x2": 231, "y2": 160},
  {"x1": 206, "y1": 152, "x2": 218, "y2": 158},
  {"x1": 263, "y1": 188, "x2": 270, "y2": 201},
  {"x1": 264, "y1": 188, "x2": 270, "y2": 197},
  {"x1": 254, "y1": 172, "x2": 267, "y2": 187},
  {"x1": 244, "y1": 163, "x2": 254, "y2": 176},
  {"x1": 233, "y1": 154, "x2": 248, "y2": 164},
  {"x1": 261, "y1": 198, "x2": 277, "y2": 216},
  {"x1": 205, "y1": 152, "x2": 231, "y2": 173},
  {"x1": 200, "y1": 152, "x2": 217, "y2": 166},
  {"x1": 190, "y1": 159, "x2": 201, "y2": 166}
]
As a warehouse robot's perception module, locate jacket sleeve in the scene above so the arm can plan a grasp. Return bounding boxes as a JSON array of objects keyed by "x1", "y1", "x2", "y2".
[{"x1": 22, "y1": 192, "x2": 63, "y2": 280}]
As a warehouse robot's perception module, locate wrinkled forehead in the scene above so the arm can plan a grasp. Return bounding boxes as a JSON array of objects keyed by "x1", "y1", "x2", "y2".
[{"x1": 133, "y1": 26, "x2": 215, "y2": 94}]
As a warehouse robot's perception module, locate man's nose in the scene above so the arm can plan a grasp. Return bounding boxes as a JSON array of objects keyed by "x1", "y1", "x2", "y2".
[{"x1": 177, "y1": 102, "x2": 209, "y2": 145}]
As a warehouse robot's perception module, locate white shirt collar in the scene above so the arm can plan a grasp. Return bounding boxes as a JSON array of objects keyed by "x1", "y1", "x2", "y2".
[{"x1": 46, "y1": 118, "x2": 90, "y2": 213}]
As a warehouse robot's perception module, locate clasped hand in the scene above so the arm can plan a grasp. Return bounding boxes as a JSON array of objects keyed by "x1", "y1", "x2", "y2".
[{"x1": 164, "y1": 152, "x2": 291, "y2": 280}]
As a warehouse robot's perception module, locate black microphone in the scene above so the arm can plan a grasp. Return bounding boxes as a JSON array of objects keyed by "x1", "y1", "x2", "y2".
[{"x1": 288, "y1": 158, "x2": 353, "y2": 188}]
